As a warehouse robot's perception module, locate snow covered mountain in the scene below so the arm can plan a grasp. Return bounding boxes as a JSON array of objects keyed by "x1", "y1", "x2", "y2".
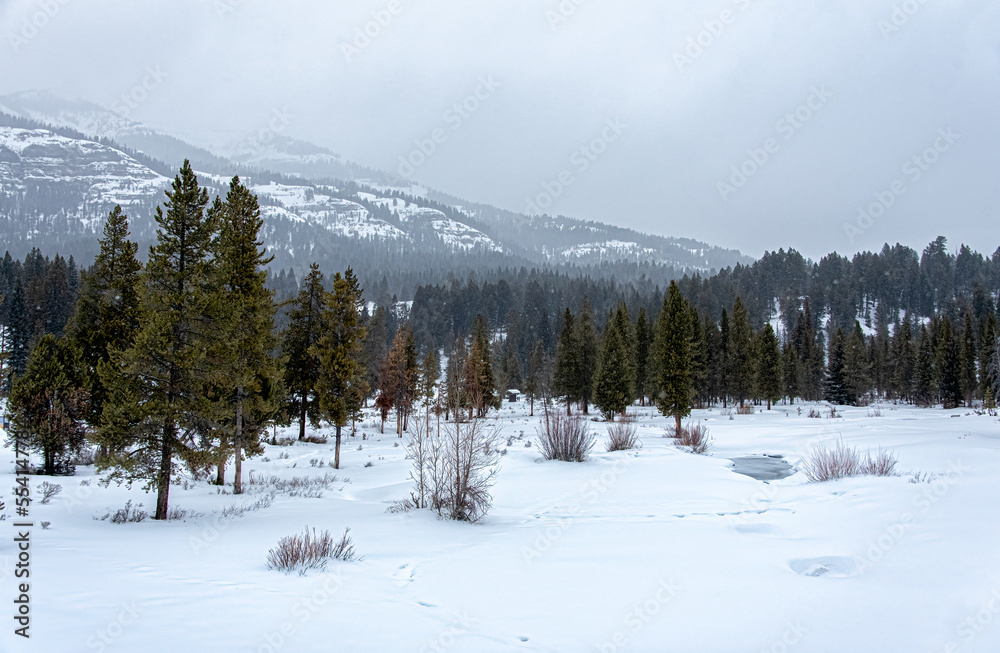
[{"x1": 0, "y1": 92, "x2": 751, "y2": 277}]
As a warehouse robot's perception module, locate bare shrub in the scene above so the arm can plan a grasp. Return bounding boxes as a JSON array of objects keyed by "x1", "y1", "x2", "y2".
[
  {"x1": 736, "y1": 405, "x2": 754, "y2": 415},
  {"x1": 266, "y1": 526, "x2": 357, "y2": 574},
  {"x1": 166, "y1": 506, "x2": 203, "y2": 521},
  {"x1": 407, "y1": 415, "x2": 503, "y2": 522},
  {"x1": 861, "y1": 448, "x2": 898, "y2": 476},
  {"x1": 672, "y1": 422, "x2": 712, "y2": 454},
  {"x1": 96, "y1": 500, "x2": 148, "y2": 524},
  {"x1": 867, "y1": 406, "x2": 883, "y2": 418},
  {"x1": 37, "y1": 481, "x2": 62, "y2": 504},
  {"x1": 69, "y1": 448, "x2": 97, "y2": 466},
  {"x1": 302, "y1": 434, "x2": 328, "y2": 444},
  {"x1": 246, "y1": 471, "x2": 344, "y2": 498},
  {"x1": 606, "y1": 419, "x2": 640, "y2": 452},
  {"x1": 807, "y1": 408, "x2": 822, "y2": 418},
  {"x1": 802, "y1": 440, "x2": 899, "y2": 482},
  {"x1": 220, "y1": 494, "x2": 274, "y2": 519},
  {"x1": 274, "y1": 437, "x2": 296, "y2": 447},
  {"x1": 537, "y1": 414, "x2": 595, "y2": 462}
]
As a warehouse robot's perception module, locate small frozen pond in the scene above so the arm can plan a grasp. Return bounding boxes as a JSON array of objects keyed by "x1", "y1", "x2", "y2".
[{"x1": 729, "y1": 454, "x2": 794, "y2": 481}]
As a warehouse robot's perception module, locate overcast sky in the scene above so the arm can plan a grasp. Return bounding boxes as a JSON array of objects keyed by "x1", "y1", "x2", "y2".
[{"x1": 1, "y1": 0, "x2": 998, "y2": 261}]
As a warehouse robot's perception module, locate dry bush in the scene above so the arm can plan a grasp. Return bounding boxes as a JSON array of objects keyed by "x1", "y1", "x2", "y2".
[
  {"x1": 807, "y1": 408, "x2": 822, "y2": 418},
  {"x1": 96, "y1": 500, "x2": 148, "y2": 524},
  {"x1": 860, "y1": 448, "x2": 898, "y2": 476},
  {"x1": 606, "y1": 419, "x2": 640, "y2": 452},
  {"x1": 802, "y1": 440, "x2": 899, "y2": 482},
  {"x1": 302, "y1": 434, "x2": 328, "y2": 444},
  {"x1": 537, "y1": 414, "x2": 595, "y2": 462},
  {"x1": 274, "y1": 437, "x2": 296, "y2": 447},
  {"x1": 266, "y1": 526, "x2": 357, "y2": 574},
  {"x1": 736, "y1": 405, "x2": 754, "y2": 415},
  {"x1": 246, "y1": 471, "x2": 343, "y2": 498},
  {"x1": 673, "y1": 422, "x2": 712, "y2": 454},
  {"x1": 37, "y1": 481, "x2": 62, "y2": 504}
]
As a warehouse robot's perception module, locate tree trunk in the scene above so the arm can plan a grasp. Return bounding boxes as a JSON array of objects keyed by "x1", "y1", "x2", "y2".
[
  {"x1": 529, "y1": 395, "x2": 534, "y2": 417},
  {"x1": 215, "y1": 461, "x2": 225, "y2": 486},
  {"x1": 334, "y1": 424, "x2": 342, "y2": 469},
  {"x1": 767, "y1": 398, "x2": 771, "y2": 410},
  {"x1": 234, "y1": 388, "x2": 244, "y2": 495},
  {"x1": 298, "y1": 396, "x2": 307, "y2": 441},
  {"x1": 674, "y1": 414, "x2": 682, "y2": 438},
  {"x1": 566, "y1": 399, "x2": 571, "y2": 416},
  {"x1": 154, "y1": 421, "x2": 173, "y2": 521}
]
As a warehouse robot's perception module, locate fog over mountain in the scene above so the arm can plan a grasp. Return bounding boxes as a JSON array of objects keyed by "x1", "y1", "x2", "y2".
[{"x1": 1, "y1": 0, "x2": 997, "y2": 261}]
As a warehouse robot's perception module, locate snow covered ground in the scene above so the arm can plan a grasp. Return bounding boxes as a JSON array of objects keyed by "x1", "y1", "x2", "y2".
[{"x1": 3, "y1": 402, "x2": 1000, "y2": 652}]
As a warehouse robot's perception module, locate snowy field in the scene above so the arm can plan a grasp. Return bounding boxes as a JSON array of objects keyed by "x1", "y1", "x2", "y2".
[{"x1": 3, "y1": 401, "x2": 1000, "y2": 652}]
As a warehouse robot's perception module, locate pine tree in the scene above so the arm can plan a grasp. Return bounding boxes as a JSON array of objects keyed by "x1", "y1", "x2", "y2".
[
  {"x1": 380, "y1": 324, "x2": 418, "y2": 434},
  {"x1": 575, "y1": 300, "x2": 599, "y2": 414},
  {"x1": 464, "y1": 314, "x2": 497, "y2": 418},
  {"x1": 979, "y1": 314, "x2": 997, "y2": 402},
  {"x1": 4, "y1": 279, "x2": 30, "y2": 393},
  {"x1": 281, "y1": 263, "x2": 326, "y2": 440},
  {"x1": 755, "y1": 324, "x2": 782, "y2": 409},
  {"x1": 361, "y1": 305, "x2": 389, "y2": 406},
  {"x1": 843, "y1": 322, "x2": 870, "y2": 406},
  {"x1": 688, "y1": 306, "x2": 708, "y2": 408},
  {"x1": 652, "y1": 281, "x2": 692, "y2": 436},
  {"x1": 727, "y1": 297, "x2": 753, "y2": 406},
  {"x1": 524, "y1": 339, "x2": 549, "y2": 417},
  {"x1": 212, "y1": 178, "x2": 282, "y2": 491},
  {"x1": 718, "y1": 308, "x2": 730, "y2": 405},
  {"x1": 892, "y1": 320, "x2": 915, "y2": 402},
  {"x1": 97, "y1": 160, "x2": 217, "y2": 520},
  {"x1": 418, "y1": 348, "x2": 441, "y2": 424},
  {"x1": 913, "y1": 325, "x2": 935, "y2": 406},
  {"x1": 315, "y1": 270, "x2": 367, "y2": 469},
  {"x1": 634, "y1": 307, "x2": 652, "y2": 406},
  {"x1": 937, "y1": 317, "x2": 962, "y2": 409},
  {"x1": 959, "y1": 311, "x2": 978, "y2": 407},
  {"x1": 593, "y1": 304, "x2": 634, "y2": 420},
  {"x1": 781, "y1": 341, "x2": 799, "y2": 404},
  {"x1": 824, "y1": 328, "x2": 849, "y2": 405},
  {"x1": 8, "y1": 334, "x2": 90, "y2": 475},
  {"x1": 552, "y1": 309, "x2": 579, "y2": 415},
  {"x1": 66, "y1": 205, "x2": 142, "y2": 431}
]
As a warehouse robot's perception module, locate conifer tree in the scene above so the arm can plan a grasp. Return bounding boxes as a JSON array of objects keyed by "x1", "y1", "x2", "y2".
[
  {"x1": 959, "y1": 311, "x2": 978, "y2": 407},
  {"x1": 843, "y1": 322, "x2": 871, "y2": 406},
  {"x1": 979, "y1": 314, "x2": 997, "y2": 402},
  {"x1": 8, "y1": 334, "x2": 90, "y2": 475},
  {"x1": 718, "y1": 308, "x2": 730, "y2": 405},
  {"x1": 211, "y1": 178, "x2": 282, "y2": 491},
  {"x1": 781, "y1": 341, "x2": 799, "y2": 404},
  {"x1": 281, "y1": 263, "x2": 326, "y2": 440},
  {"x1": 727, "y1": 297, "x2": 753, "y2": 406},
  {"x1": 380, "y1": 324, "x2": 418, "y2": 434},
  {"x1": 464, "y1": 314, "x2": 497, "y2": 418},
  {"x1": 418, "y1": 348, "x2": 440, "y2": 425},
  {"x1": 97, "y1": 160, "x2": 217, "y2": 520},
  {"x1": 824, "y1": 328, "x2": 849, "y2": 405},
  {"x1": 524, "y1": 339, "x2": 549, "y2": 417},
  {"x1": 652, "y1": 281, "x2": 692, "y2": 436},
  {"x1": 891, "y1": 319, "x2": 913, "y2": 402},
  {"x1": 937, "y1": 317, "x2": 962, "y2": 409},
  {"x1": 361, "y1": 305, "x2": 389, "y2": 406},
  {"x1": 67, "y1": 205, "x2": 142, "y2": 431},
  {"x1": 688, "y1": 306, "x2": 708, "y2": 408},
  {"x1": 575, "y1": 300, "x2": 599, "y2": 414},
  {"x1": 552, "y1": 309, "x2": 579, "y2": 415},
  {"x1": 315, "y1": 270, "x2": 367, "y2": 468},
  {"x1": 4, "y1": 279, "x2": 30, "y2": 393},
  {"x1": 634, "y1": 307, "x2": 652, "y2": 406},
  {"x1": 913, "y1": 325, "x2": 935, "y2": 406},
  {"x1": 593, "y1": 304, "x2": 634, "y2": 420},
  {"x1": 755, "y1": 324, "x2": 782, "y2": 409}
]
